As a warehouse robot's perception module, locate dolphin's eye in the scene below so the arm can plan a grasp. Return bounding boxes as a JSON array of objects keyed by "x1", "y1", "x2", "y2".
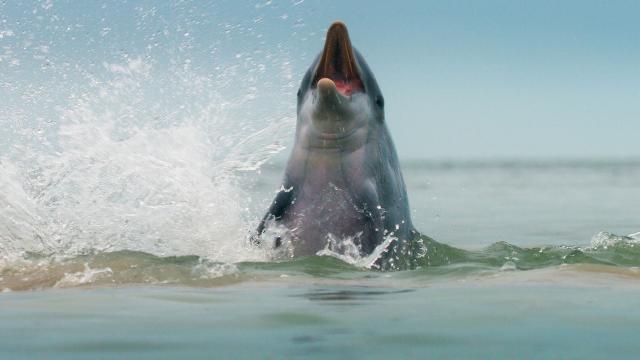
[
  {"x1": 375, "y1": 96, "x2": 384, "y2": 108},
  {"x1": 297, "y1": 89, "x2": 302, "y2": 98}
]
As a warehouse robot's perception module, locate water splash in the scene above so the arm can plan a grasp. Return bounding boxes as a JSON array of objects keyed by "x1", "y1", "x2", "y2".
[
  {"x1": 316, "y1": 233, "x2": 397, "y2": 269},
  {"x1": 0, "y1": 2, "x2": 313, "y2": 264},
  {"x1": 590, "y1": 231, "x2": 640, "y2": 249},
  {"x1": 54, "y1": 264, "x2": 114, "y2": 288}
]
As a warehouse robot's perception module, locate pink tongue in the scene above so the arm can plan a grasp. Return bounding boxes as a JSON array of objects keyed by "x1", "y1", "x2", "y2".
[{"x1": 333, "y1": 80, "x2": 356, "y2": 96}]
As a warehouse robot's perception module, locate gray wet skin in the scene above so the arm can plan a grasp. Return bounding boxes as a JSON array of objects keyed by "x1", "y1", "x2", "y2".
[{"x1": 257, "y1": 22, "x2": 414, "y2": 257}]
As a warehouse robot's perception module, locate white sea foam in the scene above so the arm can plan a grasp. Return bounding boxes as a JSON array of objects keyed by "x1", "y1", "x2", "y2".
[
  {"x1": 0, "y1": 160, "x2": 47, "y2": 255},
  {"x1": 590, "y1": 231, "x2": 639, "y2": 249},
  {"x1": 0, "y1": 0, "x2": 317, "y2": 265},
  {"x1": 191, "y1": 261, "x2": 238, "y2": 279},
  {"x1": 1, "y1": 40, "x2": 296, "y2": 264},
  {"x1": 54, "y1": 264, "x2": 114, "y2": 288},
  {"x1": 316, "y1": 233, "x2": 397, "y2": 269}
]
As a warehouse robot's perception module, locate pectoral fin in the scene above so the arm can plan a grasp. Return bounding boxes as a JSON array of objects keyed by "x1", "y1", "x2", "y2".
[{"x1": 253, "y1": 184, "x2": 295, "y2": 245}]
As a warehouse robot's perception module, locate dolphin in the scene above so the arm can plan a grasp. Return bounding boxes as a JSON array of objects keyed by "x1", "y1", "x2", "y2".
[{"x1": 256, "y1": 22, "x2": 453, "y2": 270}]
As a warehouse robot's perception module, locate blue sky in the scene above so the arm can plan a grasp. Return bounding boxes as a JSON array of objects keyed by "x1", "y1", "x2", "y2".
[
  {"x1": 1, "y1": 0, "x2": 639, "y2": 160},
  {"x1": 311, "y1": 1, "x2": 640, "y2": 159}
]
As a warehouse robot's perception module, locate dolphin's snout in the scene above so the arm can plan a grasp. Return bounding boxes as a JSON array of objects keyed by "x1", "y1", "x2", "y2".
[
  {"x1": 314, "y1": 77, "x2": 346, "y2": 116},
  {"x1": 317, "y1": 77, "x2": 337, "y2": 92},
  {"x1": 314, "y1": 21, "x2": 364, "y2": 97},
  {"x1": 317, "y1": 78, "x2": 340, "y2": 99}
]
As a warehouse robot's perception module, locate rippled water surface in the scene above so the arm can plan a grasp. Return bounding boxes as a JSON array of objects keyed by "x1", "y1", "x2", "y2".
[
  {"x1": 3, "y1": 162, "x2": 640, "y2": 359},
  {"x1": 4, "y1": 279, "x2": 640, "y2": 360}
]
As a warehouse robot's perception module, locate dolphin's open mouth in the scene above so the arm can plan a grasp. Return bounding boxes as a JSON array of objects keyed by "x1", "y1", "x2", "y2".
[{"x1": 313, "y1": 21, "x2": 364, "y2": 97}]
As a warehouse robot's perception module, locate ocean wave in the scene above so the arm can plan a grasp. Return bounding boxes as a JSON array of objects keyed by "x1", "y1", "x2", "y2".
[{"x1": 3, "y1": 231, "x2": 640, "y2": 291}]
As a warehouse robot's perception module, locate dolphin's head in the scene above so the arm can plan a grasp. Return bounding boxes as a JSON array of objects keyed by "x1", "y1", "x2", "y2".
[{"x1": 296, "y1": 21, "x2": 384, "y2": 149}]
